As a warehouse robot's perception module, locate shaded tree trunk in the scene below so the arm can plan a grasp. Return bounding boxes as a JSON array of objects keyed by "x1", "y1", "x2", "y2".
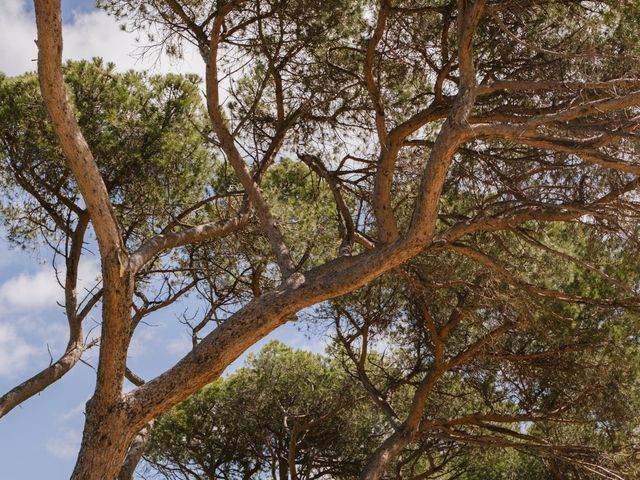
[
  {"x1": 117, "y1": 421, "x2": 154, "y2": 480},
  {"x1": 359, "y1": 428, "x2": 414, "y2": 480},
  {"x1": 278, "y1": 454, "x2": 289, "y2": 480}
]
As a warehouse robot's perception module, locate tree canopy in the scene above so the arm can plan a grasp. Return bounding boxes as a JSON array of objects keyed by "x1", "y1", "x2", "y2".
[
  {"x1": 2, "y1": 0, "x2": 640, "y2": 479},
  {"x1": 147, "y1": 332, "x2": 640, "y2": 479},
  {"x1": 145, "y1": 342, "x2": 378, "y2": 480}
]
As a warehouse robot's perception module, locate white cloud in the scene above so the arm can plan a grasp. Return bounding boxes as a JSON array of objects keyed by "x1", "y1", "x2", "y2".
[
  {"x1": 56, "y1": 398, "x2": 89, "y2": 424},
  {"x1": 45, "y1": 429, "x2": 82, "y2": 460},
  {"x1": 0, "y1": 323, "x2": 36, "y2": 377},
  {"x1": 0, "y1": 2, "x2": 37, "y2": 76},
  {"x1": 0, "y1": 0, "x2": 202, "y2": 77},
  {"x1": 128, "y1": 326, "x2": 159, "y2": 358},
  {"x1": 0, "y1": 269, "x2": 62, "y2": 310},
  {"x1": 0, "y1": 258, "x2": 101, "y2": 376},
  {"x1": 0, "y1": 259, "x2": 100, "y2": 312},
  {"x1": 77, "y1": 259, "x2": 102, "y2": 300}
]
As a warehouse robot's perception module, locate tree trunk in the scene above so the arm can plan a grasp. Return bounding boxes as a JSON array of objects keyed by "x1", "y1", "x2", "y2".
[
  {"x1": 70, "y1": 401, "x2": 136, "y2": 480},
  {"x1": 359, "y1": 428, "x2": 413, "y2": 480},
  {"x1": 278, "y1": 454, "x2": 289, "y2": 480},
  {"x1": 287, "y1": 424, "x2": 299, "y2": 480},
  {"x1": 117, "y1": 421, "x2": 154, "y2": 480}
]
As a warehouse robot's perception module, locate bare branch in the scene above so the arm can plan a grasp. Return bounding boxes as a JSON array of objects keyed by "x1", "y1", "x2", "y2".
[{"x1": 205, "y1": 6, "x2": 296, "y2": 277}]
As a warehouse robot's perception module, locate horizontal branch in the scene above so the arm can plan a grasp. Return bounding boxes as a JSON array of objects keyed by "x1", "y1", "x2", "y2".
[
  {"x1": 477, "y1": 78, "x2": 640, "y2": 96},
  {"x1": 472, "y1": 124, "x2": 640, "y2": 174},
  {"x1": 527, "y1": 91, "x2": 640, "y2": 126},
  {"x1": 448, "y1": 242, "x2": 640, "y2": 308}
]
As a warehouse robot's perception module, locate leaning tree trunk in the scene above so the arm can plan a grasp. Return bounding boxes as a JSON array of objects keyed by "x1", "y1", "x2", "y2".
[{"x1": 359, "y1": 428, "x2": 414, "y2": 480}]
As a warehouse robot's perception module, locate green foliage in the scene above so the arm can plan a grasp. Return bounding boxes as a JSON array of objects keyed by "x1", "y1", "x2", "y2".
[
  {"x1": 147, "y1": 324, "x2": 640, "y2": 479},
  {"x1": 263, "y1": 159, "x2": 341, "y2": 264},
  {"x1": 145, "y1": 341, "x2": 380, "y2": 480},
  {"x1": 323, "y1": 215, "x2": 640, "y2": 478},
  {"x1": 0, "y1": 58, "x2": 215, "y2": 248},
  {"x1": 5, "y1": 1, "x2": 640, "y2": 478}
]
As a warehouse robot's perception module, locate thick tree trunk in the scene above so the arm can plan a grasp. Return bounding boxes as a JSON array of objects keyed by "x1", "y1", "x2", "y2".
[
  {"x1": 69, "y1": 265, "x2": 135, "y2": 479},
  {"x1": 278, "y1": 454, "x2": 289, "y2": 480},
  {"x1": 359, "y1": 429, "x2": 414, "y2": 480},
  {"x1": 70, "y1": 401, "x2": 136, "y2": 480}
]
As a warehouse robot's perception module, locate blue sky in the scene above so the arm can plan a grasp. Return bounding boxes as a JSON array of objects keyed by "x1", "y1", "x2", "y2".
[{"x1": 0, "y1": 2, "x2": 326, "y2": 478}]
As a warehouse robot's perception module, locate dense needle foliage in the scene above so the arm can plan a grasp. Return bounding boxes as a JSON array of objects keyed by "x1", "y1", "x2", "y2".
[{"x1": 3, "y1": 1, "x2": 640, "y2": 478}]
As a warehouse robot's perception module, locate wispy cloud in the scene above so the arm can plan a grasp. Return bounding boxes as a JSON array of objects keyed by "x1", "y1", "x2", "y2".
[
  {"x1": 129, "y1": 326, "x2": 161, "y2": 358},
  {"x1": 0, "y1": 0, "x2": 202, "y2": 77},
  {"x1": 0, "y1": 258, "x2": 101, "y2": 380},
  {"x1": 55, "y1": 398, "x2": 89, "y2": 425},
  {"x1": 0, "y1": 270, "x2": 62, "y2": 311},
  {"x1": 45, "y1": 429, "x2": 82, "y2": 460},
  {"x1": 0, "y1": 323, "x2": 36, "y2": 378},
  {"x1": 0, "y1": 260, "x2": 100, "y2": 313},
  {"x1": 166, "y1": 334, "x2": 193, "y2": 356}
]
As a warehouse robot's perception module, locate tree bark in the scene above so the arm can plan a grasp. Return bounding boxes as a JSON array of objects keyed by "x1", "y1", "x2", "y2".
[
  {"x1": 69, "y1": 401, "x2": 135, "y2": 480},
  {"x1": 288, "y1": 423, "x2": 299, "y2": 480},
  {"x1": 117, "y1": 421, "x2": 154, "y2": 480},
  {"x1": 359, "y1": 428, "x2": 414, "y2": 480}
]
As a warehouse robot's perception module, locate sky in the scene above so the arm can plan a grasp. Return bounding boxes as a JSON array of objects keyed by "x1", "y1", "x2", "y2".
[{"x1": 0, "y1": 1, "x2": 326, "y2": 478}]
